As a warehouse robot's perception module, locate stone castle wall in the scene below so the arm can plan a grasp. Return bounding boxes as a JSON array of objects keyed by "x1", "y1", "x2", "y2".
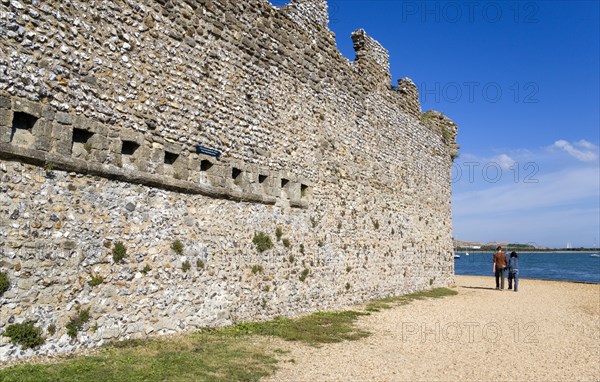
[{"x1": 0, "y1": 0, "x2": 458, "y2": 361}]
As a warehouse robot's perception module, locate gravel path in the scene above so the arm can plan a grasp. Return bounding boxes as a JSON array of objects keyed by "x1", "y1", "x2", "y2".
[{"x1": 263, "y1": 275, "x2": 600, "y2": 382}]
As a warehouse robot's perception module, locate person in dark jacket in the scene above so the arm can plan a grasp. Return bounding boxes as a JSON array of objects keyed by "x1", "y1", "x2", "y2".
[{"x1": 507, "y1": 251, "x2": 519, "y2": 292}]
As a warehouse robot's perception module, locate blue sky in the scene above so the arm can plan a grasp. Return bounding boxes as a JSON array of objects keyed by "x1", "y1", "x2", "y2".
[{"x1": 270, "y1": 0, "x2": 600, "y2": 248}]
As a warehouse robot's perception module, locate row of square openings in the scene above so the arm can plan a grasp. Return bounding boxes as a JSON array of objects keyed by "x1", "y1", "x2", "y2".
[
  {"x1": 9, "y1": 112, "x2": 180, "y2": 165},
  {"x1": 11, "y1": 112, "x2": 309, "y2": 195},
  {"x1": 74, "y1": 128, "x2": 182, "y2": 165},
  {"x1": 230, "y1": 166, "x2": 309, "y2": 193}
]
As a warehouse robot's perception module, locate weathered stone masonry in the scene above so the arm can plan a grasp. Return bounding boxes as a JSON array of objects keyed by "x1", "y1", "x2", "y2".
[{"x1": 0, "y1": 0, "x2": 458, "y2": 361}]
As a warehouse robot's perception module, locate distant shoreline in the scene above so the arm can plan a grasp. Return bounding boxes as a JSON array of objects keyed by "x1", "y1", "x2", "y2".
[
  {"x1": 454, "y1": 274, "x2": 600, "y2": 285},
  {"x1": 456, "y1": 250, "x2": 599, "y2": 254}
]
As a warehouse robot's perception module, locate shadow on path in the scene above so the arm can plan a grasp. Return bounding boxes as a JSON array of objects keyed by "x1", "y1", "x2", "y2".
[{"x1": 459, "y1": 286, "x2": 497, "y2": 291}]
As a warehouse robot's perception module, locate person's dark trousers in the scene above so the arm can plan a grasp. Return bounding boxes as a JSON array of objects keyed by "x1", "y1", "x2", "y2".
[
  {"x1": 495, "y1": 267, "x2": 506, "y2": 289},
  {"x1": 508, "y1": 271, "x2": 519, "y2": 292}
]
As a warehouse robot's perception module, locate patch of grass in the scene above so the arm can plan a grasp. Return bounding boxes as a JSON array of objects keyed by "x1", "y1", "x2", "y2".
[
  {"x1": 88, "y1": 274, "x2": 104, "y2": 287},
  {"x1": 275, "y1": 226, "x2": 283, "y2": 241},
  {"x1": 112, "y1": 242, "x2": 127, "y2": 263},
  {"x1": 44, "y1": 162, "x2": 54, "y2": 173},
  {"x1": 406, "y1": 287, "x2": 458, "y2": 299},
  {"x1": 251, "y1": 265, "x2": 264, "y2": 275},
  {"x1": 2, "y1": 320, "x2": 45, "y2": 349},
  {"x1": 221, "y1": 310, "x2": 370, "y2": 346},
  {"x1": 66, "y1": 307, "x2": 91, "y2": 339},
  {"x1": 182, "y1": 260, "x2": 191, "y2": 272},
  {"x1": 0, "y1": 334, "x2": 277, "y2": 382},
  {"x1": 196, "y1": 259, "x2": 205, "y2": 269},
  {"x1": 365, "y1": 287, "x2": 458, "y2": 312},
  {"x1": 252, "y1": 232, "x2": 273, "y2": 253},
  {"x1": 299, "y1": 268, "x2": 309, "y2": 282},
  {"x1": 108, "y1": 338, "x2": 147, "y2": 349},
  {"x1": 364, "y1": 296, "x2": 399, "y2": 312},
  {"x1": 0, "y1": 271, "x2": 9, "y2": 296},
  {"x1": 171, "y1": 240, "x2": 184, "y2": 255},
  {"x1": 141, "y1": 264, "x2": 152, "y2": 274},
  {"x1": 441, "y1": 125, "x2": 453, "y2": 144},
  {"x1": 282, "y1": 238, "x2": 290, "y2": 248}
]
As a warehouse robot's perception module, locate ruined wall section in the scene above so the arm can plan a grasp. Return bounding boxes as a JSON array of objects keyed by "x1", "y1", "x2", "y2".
[
  {"x1": 280, "y1": 0, "x2": 329, "y2": 30},
  {"x1": 0, "y1": 0, "x2": 457, "y2": 361},
  {"x1": 351, "y1": 29, "x2": 392, "y2": 91}
]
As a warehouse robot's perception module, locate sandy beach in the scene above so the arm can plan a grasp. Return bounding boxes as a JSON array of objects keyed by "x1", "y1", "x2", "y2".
[{"x1": 263, "y1": 275, "x2": 600, "y2": 382}]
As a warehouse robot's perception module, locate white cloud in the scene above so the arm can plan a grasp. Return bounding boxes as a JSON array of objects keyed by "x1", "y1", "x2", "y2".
[
  {"x1": 453, "y1": 166, "x2": 599, "y2": 217},
  {"x1": 551, "y1": 139, "x2": 598, "y2": 162},
  {"x1": 575, "y1": 139, "x2": 597, "y2": 150},
  {"x1": 452, "y1": 140, "x2": 599, "y2": 247},
  {"x1": 452, "y1": 166, "x2": 600, "y2": 247},
  {"x1": 490, "y1": 154, "x2": 516, "y2": 170}
]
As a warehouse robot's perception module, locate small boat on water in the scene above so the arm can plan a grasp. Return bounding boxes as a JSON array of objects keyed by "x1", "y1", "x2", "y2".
[
  {"x1": 454, "y1": 254, "x2": 460, "y2": 259},
  {"x1": 465, "y1": 252, "x2": 469, "y2": 256},
  {"x1": 590, "y1": 254, "x2": 600, "y2": 257}
]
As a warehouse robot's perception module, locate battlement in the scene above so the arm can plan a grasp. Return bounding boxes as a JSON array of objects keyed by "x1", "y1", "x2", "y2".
[
  {"x1": 397, "y1": 78, "x2": 422, "y2": 118},
  {"x1": 280, "y1": 0, "x2": 329, "y2": 30},
  {"x1": 351, "y1": 29, "x2": 392, "y2": 90}
]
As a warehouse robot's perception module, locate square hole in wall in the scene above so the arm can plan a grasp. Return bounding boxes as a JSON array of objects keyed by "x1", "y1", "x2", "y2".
[
  {"x1": 121, "y1": 140, "x2": 140, "y2": 155},
  {"x1": 72, "y1": 128, "x2": 94, "y2": 144},
  {"x1": 12, "y1": 112, "x2": 38, "y2": 131},
  {"x1": 232, "y1": 167, "x2": 242, "y2": 179},
  {"x1": 164, "y1": 151, "x2": 179, "y2": 165},
  {"x1": 281, "y1": 178, "x2": 289, "y2": 188},
  {"x1": 259, "y1": 174, "x2": 268, "y2": 184},
  {"x1": 10, "y1": 112, "x2": 38, "y2": 144},
  {"x1": 200, "y1": 160, "x2": 213, "y2": 171},
  {"x1": 301, "y1": 184, "x2": 309, "y2": 198},
  {"x1": 71, "y1": 128, "x2": 95, "y2": 156}
]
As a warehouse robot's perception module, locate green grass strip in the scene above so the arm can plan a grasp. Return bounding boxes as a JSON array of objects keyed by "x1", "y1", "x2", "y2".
[
  {"x1": 0, "y1": 288, "x2": 456, "y2": 381},
  {"x1": 365, "y1": 287, "x2": 458, "y2": 312},
  {"x1": 218, "y1": 310, "x2": 370, "y2": 346},
  {"x1": 0, "y1": 334, "x2": 277, "y2": 382}
]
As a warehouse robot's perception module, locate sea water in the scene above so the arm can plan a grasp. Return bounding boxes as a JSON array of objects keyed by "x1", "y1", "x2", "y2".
[{"x1": 454, "y1": 252, "x2": 600, "y2": 283}]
